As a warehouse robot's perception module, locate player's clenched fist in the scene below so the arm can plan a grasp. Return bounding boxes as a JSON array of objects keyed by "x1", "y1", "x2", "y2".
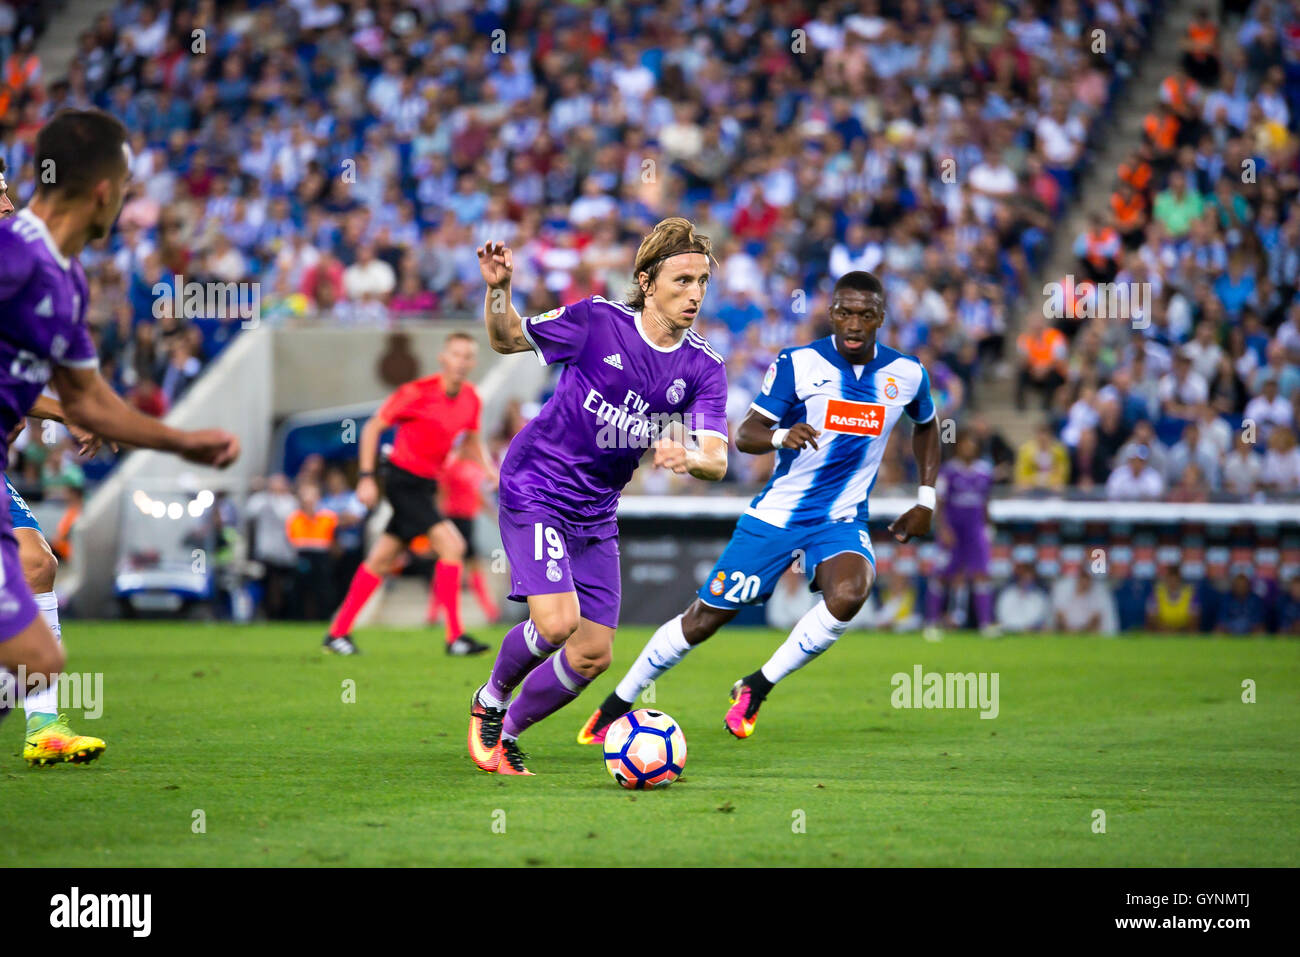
[
  {"x1": 888, "y1": 505, "x2": 932, "y2": 544},
  {"x1": 653, "y1": 438, "x2": 689, "y2": 474},
  {"x1": 780, "y1": 423, "x2": 820, "y2": 450},
  {"x1": 477, "y1": 241, "x2": 514, "y2": 287},
  {"x1": 179, "y1": 429, "x2": 241, "y2": 468}
]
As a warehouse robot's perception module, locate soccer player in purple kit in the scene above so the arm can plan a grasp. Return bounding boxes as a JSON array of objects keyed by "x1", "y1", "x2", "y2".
[
  {"x1": 468, "y1": 218, "x2": 730, "y2": 775},
  {"x1": 924, "y1": 433, "x2": 998, "y2": 640},
  {"x1": 578, "y1": 271, "x2": 942, "y2": 743},
  {"x1": 0, "y1": 110, "x2": 240, "y2": 732}
]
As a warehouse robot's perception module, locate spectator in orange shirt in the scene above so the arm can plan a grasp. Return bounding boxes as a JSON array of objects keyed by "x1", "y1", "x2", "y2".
[
  {"x1": 1117, "y1": 146, "x2": 1154, "y2": 198},
  {"x1": 1016, "y1": 312, "x2": 1068, "y2": 410},
  {"x1": 1074, "y1": 211, "x2": 1122, "y2": 283},
  {"x1": 1183, "y1": 7, "x2": 1220, "y2": 87},
  {"x1": 1142, "y1": 102, "x2": 1180, "y2": 173},
  {"x1": 1159, "y1": 67, "x2": 1202, "y2": 129},
  {"x1": 1111, "y1": 180, "x2": 1149, "y2": 249},
  {"x1": 51, "y1": 484, "x2": 84, "y2": 563},
  {"x1": 286, "y1": 483, "x2": 338, "y2": 621},
  {"x1": 0, "y1": 31, "x2": 42, "y2": 120}
]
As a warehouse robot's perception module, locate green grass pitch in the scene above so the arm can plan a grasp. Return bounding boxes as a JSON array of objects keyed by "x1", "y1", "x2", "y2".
[{"x1": 2, "y1": 622, "x2": 1296, "y2": 867}]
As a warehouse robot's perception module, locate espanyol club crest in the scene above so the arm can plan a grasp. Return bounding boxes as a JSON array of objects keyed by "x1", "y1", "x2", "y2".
[
  {"x1": 884, "y1": 378, "x2": 899, "y2": 400},
  {"x1": 667, "y1": 377, "x2": 686, "y2": 405},
  {"x1": 546, "y1": 559, "x2": 562, "y2": 583},
  {"x1": 709, "y1": 571, "x2": 726, "y2": 596}
]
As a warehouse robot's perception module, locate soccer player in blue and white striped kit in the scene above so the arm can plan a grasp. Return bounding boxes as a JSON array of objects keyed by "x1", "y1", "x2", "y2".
[{"x1": 578, "y1": 271, "x2": 942, "y2": 743}]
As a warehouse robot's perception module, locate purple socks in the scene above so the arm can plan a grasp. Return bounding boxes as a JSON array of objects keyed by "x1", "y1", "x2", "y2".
[
  {"x1": 925, "y1": 584, "x2": 946, "y2": 624},
  {"x1": 487, "y1": 619, "x2": 562, "y2": 704},
  {"x1": 502, "y1": 648, "x2": 591, "y2": 740}
]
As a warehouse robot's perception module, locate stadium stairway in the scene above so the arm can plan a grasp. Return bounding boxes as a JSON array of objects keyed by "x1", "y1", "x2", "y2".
[
  {"x1": 33, "y1": 0, "x2": 118, "y2": 75},
  {"x1": 977, "y1": 1, "x2": 1196, "y2": 448}
]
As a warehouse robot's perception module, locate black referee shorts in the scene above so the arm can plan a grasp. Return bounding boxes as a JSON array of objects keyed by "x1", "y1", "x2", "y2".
[
  {"x1": 381, "y1": 462, "x2": 441, "y2": 543},
  {"x1": 450, "y1": 516, "x2": 476, "y2": 559}
]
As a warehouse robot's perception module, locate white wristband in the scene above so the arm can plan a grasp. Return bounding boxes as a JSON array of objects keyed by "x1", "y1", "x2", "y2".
[
  {"x1": 771, "y1": 428, "x2": 789, "y2": 449},
  {"x1": 917, "y1": 486, "x2": 936, "y2": 510}
]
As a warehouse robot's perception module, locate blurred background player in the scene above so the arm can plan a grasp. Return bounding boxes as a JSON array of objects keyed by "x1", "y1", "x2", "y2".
[
  {"x1": 469, "y1": 218, "x2": 729, "y2": 775},
  {"x1": 924, "y1": 433, "x2": 998, "y2": 640},
  {"x1": 0, "y1": 109, "x2": 240, "y2": 758},
  {"x1": 1, "y1": 159, "x2": 109, "y2": 762},
  {"x1": 323, "y1": 331, "x2": 494, "y2": 657},
  {"x1": 579, "y1": 270, "x2": 939, "y2": 744},
  {"x1": 1, "y1": 394, "x2": 109, "y2": 764},
  {"x1": 427, "y1": 443, "x2": 499, "y2": 626}
]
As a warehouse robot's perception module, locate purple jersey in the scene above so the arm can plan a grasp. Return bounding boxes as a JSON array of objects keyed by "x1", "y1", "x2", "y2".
[
  {"x1": 938, "y1": 458, "x2": 994, "y2": 529},
  {"x1": 0, "y1": 209, "x2": 98, "y2": 462},
  {"x1": 501, "y1": 296, "x2": 729, "y2": 526}
]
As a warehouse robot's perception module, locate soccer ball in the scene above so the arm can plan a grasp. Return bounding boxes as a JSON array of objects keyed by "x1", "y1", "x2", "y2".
[{"x1": 603, "y1": 709, "x2": 687, "y2": 790}]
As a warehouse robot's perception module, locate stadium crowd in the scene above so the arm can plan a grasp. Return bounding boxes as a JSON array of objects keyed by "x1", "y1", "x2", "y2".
[
  {"x1": 1028, "y1": 0, "x2": 1300, "y2": 500},
  {"x1": 6, "y1": 0, "x2": 1300, "y2": 630},
  {"x1": 3, "y1": 0, "x2": 1156, "y2": 501}
]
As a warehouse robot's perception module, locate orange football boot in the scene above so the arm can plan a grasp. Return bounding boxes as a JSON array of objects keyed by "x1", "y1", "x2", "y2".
[{"x1": 467, "y1": 687, "x2": 506, "y2": 772}]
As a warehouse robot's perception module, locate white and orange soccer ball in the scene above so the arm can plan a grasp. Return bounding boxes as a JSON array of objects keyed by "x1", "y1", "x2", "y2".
[{"x1": 602, "y1": 709, "x2": 687, "y2": 790}]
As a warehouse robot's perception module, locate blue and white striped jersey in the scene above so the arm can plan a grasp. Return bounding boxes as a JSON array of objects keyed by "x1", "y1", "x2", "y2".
[{"x1": 746, "y1": 336, "x2": 935, "y2": 527}]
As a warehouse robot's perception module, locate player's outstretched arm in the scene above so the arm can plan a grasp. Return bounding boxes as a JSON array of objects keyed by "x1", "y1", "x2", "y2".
[
  {"x1": 889, "y1": 417, "x2": 941, "y2": 543},
  {"x1": 26, "y1": 393, "x2": 113, "y2": 457},
  {"x1": 477, "y1": 240, "x2": 529, "y2": 354},
  {"x1": 50, "y1": 365, "x2": 239, "y2": 468},
  {"x1": 735, "y1": 408, "x2": 819, "y2": 455}
]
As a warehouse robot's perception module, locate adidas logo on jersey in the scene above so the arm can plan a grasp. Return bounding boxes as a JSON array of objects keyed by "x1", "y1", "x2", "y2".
[{"x1": 603, "y1": 353, "x2": 624, "y2": 370}]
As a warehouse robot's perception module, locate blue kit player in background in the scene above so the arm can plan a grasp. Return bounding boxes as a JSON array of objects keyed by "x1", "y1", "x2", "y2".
[
  {"x1": 579, "y1": 270, "x2": 942, "y2": 744},
  {"x1": 0, "y1": 109, "x2": 240, "y2": 764}
]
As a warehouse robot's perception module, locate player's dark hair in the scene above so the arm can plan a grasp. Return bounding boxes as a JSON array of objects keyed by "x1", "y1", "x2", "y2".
[
  {"x1": 34, "y1": 109, "x2": 129, "y2": 199},
  {"x1": 833, "y1": 271, "x2": 884, "y2": 298},
  {"x1": 628, "y1": 217, "x2": 716, "y2": 309}
]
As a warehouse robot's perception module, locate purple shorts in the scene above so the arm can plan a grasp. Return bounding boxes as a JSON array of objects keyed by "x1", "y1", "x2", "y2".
[
  {"x1": 0, "y1": 483, "x2": 40, "y2": 641},
  {"x1": 498, "y1": 507, "x2": 621, "y2": 629},
  {"x1": 943, "y1": 522, "x2": 992, "y2": 577}
]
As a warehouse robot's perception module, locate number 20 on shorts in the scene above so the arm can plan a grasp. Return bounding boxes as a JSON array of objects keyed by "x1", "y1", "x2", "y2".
[{"x1": 725, "y1": 571, "x2": 760, "y2": 603}]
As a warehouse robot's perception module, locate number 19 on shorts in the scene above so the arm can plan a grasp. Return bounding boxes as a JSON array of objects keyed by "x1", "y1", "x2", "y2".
[{"x1": 534, "y1": 522, "x2": 565, "y2": 561}]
